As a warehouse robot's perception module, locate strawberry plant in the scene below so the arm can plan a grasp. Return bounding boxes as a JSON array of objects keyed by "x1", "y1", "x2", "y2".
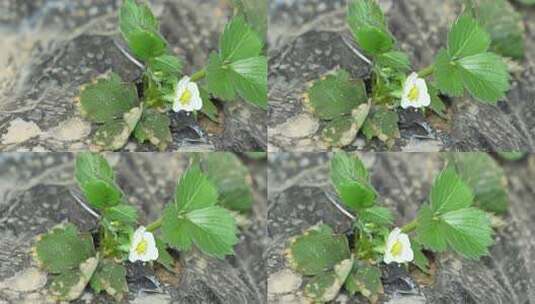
[
  {"x1": 79, "y1": 0, "x2": 267, "y2": 151},
  {"x1": 33, "y1": 152, "x2": 254, "y2": 301},
  {"x1": 306, "y1": 0, "x2": 526, "y2": 148},
  {"x1": 285, "y1": 152, "x2": 509, "y2": 302}
]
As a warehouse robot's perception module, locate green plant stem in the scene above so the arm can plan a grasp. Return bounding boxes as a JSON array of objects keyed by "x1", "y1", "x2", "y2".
[
  {"x1": 401, "y1": 219, "x2": 419, "y2": 233},
  {"x1": 418, "y1": 65, "x2": 435, "y2": 78},
  {"x1": 146, "y1": 217, "x2": 163, "y2": 232},
  {"x1": 190, "y1": 69, "x2": 206, "y2": 82}
]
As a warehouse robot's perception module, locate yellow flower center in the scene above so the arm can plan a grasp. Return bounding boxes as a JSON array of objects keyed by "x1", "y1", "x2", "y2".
[
  {"x1": 179, "y1": 89, "x2": 192, "y2": 105},
  {"x1": 390, "y1": 240, "x2": 403, "y2": 256},
  {"x1": 408, "y1": 85, "x2": 420, "y2": 102},
  {"x1": 135, "y1": 239, "x2": 148, "y2": 255}
]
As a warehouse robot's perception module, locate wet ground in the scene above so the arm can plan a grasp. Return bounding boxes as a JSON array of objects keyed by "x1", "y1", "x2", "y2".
[
  {"x1": 268, "y1": 0, "x2": 535, "y2": 152},
  {"x1": 267, "y1": 153, "x2": 535, "y2": 303},
  {"x1": 0, "y1": 0, "x2": 267, "y2": 152},
  {"x1": 0, "y1": 153, "x2": 267, "y2": 304}
]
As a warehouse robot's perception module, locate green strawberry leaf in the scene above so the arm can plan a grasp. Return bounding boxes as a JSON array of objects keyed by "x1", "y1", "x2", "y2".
[
  {"x1": 286, "y1": 224, "x2": 350, "y2": 276},
  {"x1": 92, "y1": 120, "x2": 133, "y2": 151},
  {"x1": 103, "y1": 204, "x2": 138, "y2": 224},
  {"x1": 230, "y1": 0, "x2": 267, "y2": 39},
  {"x1": 322, "y1": 116, "x2": 359, "y2": 148},
  {"x1": 50, "y1": 256, "x2": 99, "y2": 301},
  {"x1": 447, "y1": 12, "x2": 491, "y2": 59},
  {"x1": 174, "y1": 165, "x2": 219, "y2": 212},
  {"x1": 206, "y1": 53, "x2": 235, "y2": 101},
  {"x1": 201, "y1": 153, "x2": 254, "y2": 212},
  {"x1": 330, "y1": 152, "x2": 377, "y2": 211},
  {"x1": 155, "y1": 238, "x2": 175, "y2": 272},
  {"x1": 119, "y1": 0, "x2": 167, "y2": 61},
  {"x1": 447, "y1": 153, "x2": 509, "y2": 214},
  {"x1": 416, "y1": 205, "x2": 493, "y2": 259},
  {"x1": 411, "y1": 240, "x2": 430, "y2": 273},
  {"x1": 417, "y1": 165, "x2": 494, "y2": 259},
  {"x1": 199, "y1": 88, "x2": 219, "y2": 122},
  {"x1": 79, "y1": 73, "x2": 139, "y2": 123},
  {"x1": 307, "y1": 70, "x2": 367, "y2": 120},
  {"x1": 119, "y1": 0, "x2": 159, "y2": 38},
  {"x1": 219, "y1": 16, "x2": 263, "y2": 63},
  {"x1": 428, "y1": 84, "x2": 447, "y2": 118},
  {"x1": 75, "y1": 153, "x2": 125, "y2": 209},
  {"x1": 304, "y1": 258, "x2": 353, "y2": 302},
  {"x1": 90, "y1": 260, "x2": 128, "y2": 302},
  {"x1": 331, "y1": 152, "x2": 369, "y2": 182},
  {"x1": 429, "y1": 167, "x2": 474, "y2": 214},
  {"x1": 207, "y1": 16, "x2": 267, "y2": 108},
  {"x1": 355, "y1": 26, "x2": 394, "y2": 54},
  {"x1": 360, "y1": 207, "x2": 393, "y2": 225},
  {"x1": 321, "y1": 103, "x2": 370, "y2": 148},
  {"x1": 361, "y1": 106, "x2": 400, "y2": 147},
  {"x1": 434, "y1": 49, "x2": 464, "y2": 97},
  {"x1": 475, "y1": 0, "x2": 525, "y2": 60},
  {"x1": 347, "y1": 0, "x2": 387, "y2": 30},
  {"x1": 344, "y1": 261, "x2": 383, "y2": 301},
  {"x1": 207, "y1": 53, "x2": 267, "y2": 109},
  {"x1": 82, "y1": 179, "x2": 122, "y2": 209},
  {"x1": 161, "y1": 204, "x2": 238, "y2": 258},
  {"x1": 162, "y1": 165, "x2": 238, "y2": 258},
  {"x1": 147, "y1": 54, "x2": 183, "y2": 82},
  {"x1": 125, "y1": 29, "x2": 167, "y2": 61},
  {"x1": 415, "y1": 205, "x2": 448, "y2": 252},
  {"x1": 347, "y1": 0, "x2": 393, "y2": 55},
  {"x1": 376, "y1": 51, "x2": 411, "y2": 71},
  {"x1": 434, "y1": 13, "x2": 510, "y2": 103},
  {"x1": 134, "y1": 109, "x2": 172, "y2": 151},
  {"x1": 75, "y1": 152, "x2": 115, "y2": 187},
  {"x1": 34, "y1": 224, "x2": 95, "y2": 274},
  {"x1": 456, "y1": 52, "x2": 510, "y2": 103}
]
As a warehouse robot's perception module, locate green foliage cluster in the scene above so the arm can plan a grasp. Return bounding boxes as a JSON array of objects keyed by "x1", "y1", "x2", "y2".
[
  {"x1": 286, "y1": 152, "x2": 509, "y2": 302},
  {"x1": 307, "y1": 0, "x2": 526, "y2": 149},
  {"x1": 33, "y1": 152, "x2": 254, "y2": 301},
  {"x1": 79, "y1": 0, "x2": 267, "y2": 151}
]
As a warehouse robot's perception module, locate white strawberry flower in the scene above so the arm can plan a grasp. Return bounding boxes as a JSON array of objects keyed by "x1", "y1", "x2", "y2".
[
  {"x1": 128, "y1": 226, "x2": 158, "y2": 263},
  {"x1": 401, "y1": 72, "x2": 431, "y2": 109},
  {"x1": 172, "y1": 76, "x2": 202, "y2": 113},
  {"x1": 383, "y1": 227, "x2": 414, "y2": 264}
]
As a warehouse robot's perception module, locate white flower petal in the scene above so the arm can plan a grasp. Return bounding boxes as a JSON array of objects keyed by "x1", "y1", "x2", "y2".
[
  {"x1": 131, "y1": 226, "x2": 146, "y2": 248},
  {"x1": 172, "y1": 77, "x2": 202, "y2": 113},
  {"x1": 398, "y1": 234, "x2": 413, "y2": 261},
  {"x1": 386, "y1": 227, "x2": 401, "y2": 246},
  {"x1": 129, "y1": 226, "x2": 159, "y2": 263},
  {"x1": 384, "y1": 227, "x2": 414, "y2": 264},
  {"x1": 173, "y1": 76, "x2": 192, "y2": 112},
  {"x1": 421, "y1": 93, "x2": 431, "y2": 107},
  {"x1": 400, "y1": 98, "x2": 411, "y2": 109},
  {"x1": 383, "y1": 252, "x2": 394, "y2": 264},
  {"x1": 189, "y1": 84, "x2": 202, "y2": 111},
  {"x1": 173, "y1": 87, "x2": 186, "y2": 113},
  {"x1": 401, "y1": 72, "x2": 430, "y2": 109},
  {"x1": 400, "y1": 247, "x2": 414, "y2": 262},
  {"x1": 177, "y1": 76, "x2": 190, "y2": 89},
  {"x1": 406, "y1": 72, "x2": 419, "y2": 83},
  {"x1": 128, "y1": 252, "x2": 138, "y2": 263}
]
